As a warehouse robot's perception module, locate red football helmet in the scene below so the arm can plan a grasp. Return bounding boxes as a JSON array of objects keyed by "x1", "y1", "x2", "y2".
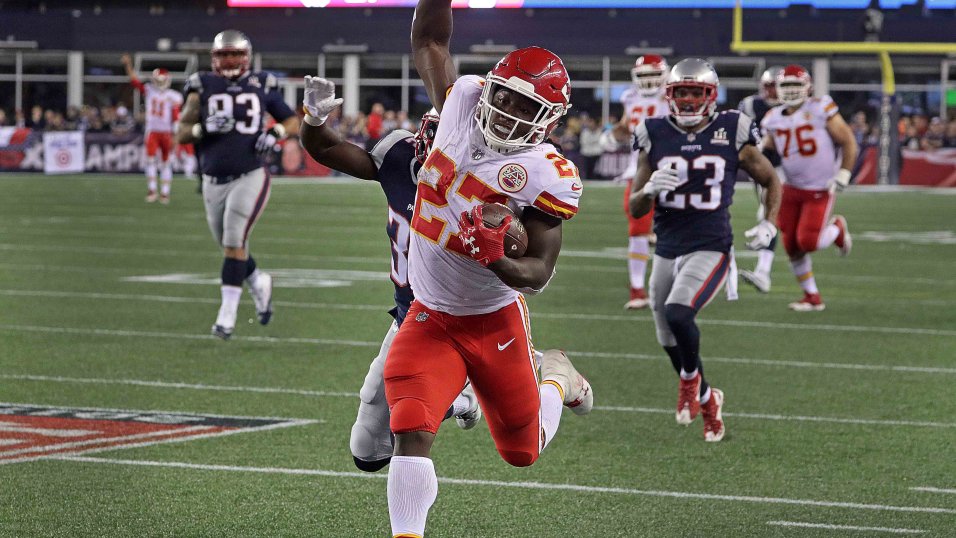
[
  {"x1": 776, "y1": 64, "x2": 812, "y2": 108},
  {"x1": 414, "y1": 108, "x2": 440, "y2": 164},
  {"x1": 631, "y1": 54, "x2": 669, "y2": 97},
  {"x1": 151, "y1": 68, "x2": 171, "y2": 90},
  {"x1": 211, "y1": 30, "x2": 252, "y2": 79},
  {"x1": 477, "y1": 46, "x2": 571, "y2": 152}
]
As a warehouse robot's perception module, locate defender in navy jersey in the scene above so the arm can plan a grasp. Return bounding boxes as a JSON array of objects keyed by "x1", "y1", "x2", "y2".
[
  {"x1": 176, "y1": 30, "x2": 299, "y2": 340},
  {"x1": 629, "y1": 59, "x2": 782, "y2": 442},
  {"x1": 738, "y1": 66, "x2": 785, "y2": 294},
  {"x1": 297, "y1": 76, "x2": 479, "y2": 472}
]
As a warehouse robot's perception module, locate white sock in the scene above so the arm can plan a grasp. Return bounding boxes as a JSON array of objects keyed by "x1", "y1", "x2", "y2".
[
  {"x1": 816, "y1": 223, "x2": 840, "y2": 251},
  {"x1": 627, "y1": 236, "x2": 650, "y2": 290},
  {"x1": 755, "y1": 248, "x2": 775, "y2": 276},
  {"x1": 245, "y1": 268, "x2": 260, "y2": 288},
  {"x1": 680, "y1": 368, "x2": 698, "y2": 380},
  {"x1": 216, "y1": 285, "x2": 242, "y2": 328},
  {"x1": 147, "y1": 178, "x2": 158, "y2": 193},
  {"x1": 700, "y1": 386, "x2": 712, "y2": 405},
  {"x1": 790, "y1": 255, "x2": 819, "y2": 294},
  {"x1": 184, "y1": 155, "x2": 196, "y2": 177},
  {"x1": 160, "y1": 163, "x2": 172, "y2": 196},
  {"x1": 539, "y1": 382, "x2": 563, "y2": 452},
  {"x1": 387, "y1": 456, "x2": 437, "y2": 538}
]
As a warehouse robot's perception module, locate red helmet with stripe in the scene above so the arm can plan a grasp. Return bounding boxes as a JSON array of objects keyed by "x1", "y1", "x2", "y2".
[
  {"x1": 631, "y1": 54, "x2": 669, "y2": 97},
  {"x1": 776, "y1": 64, "x2": 812, "y2": 108},
  {"x1": 477, "y1": 46, "x2": 571, "y2": 152}
]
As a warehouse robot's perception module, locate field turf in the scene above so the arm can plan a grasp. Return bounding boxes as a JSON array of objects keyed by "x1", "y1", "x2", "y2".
[{"x1": 1, "y1": 173, "x2": 954, "y2": 537}]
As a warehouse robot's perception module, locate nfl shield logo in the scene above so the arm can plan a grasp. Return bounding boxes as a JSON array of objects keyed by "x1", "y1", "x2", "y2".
[{"x1": 416, "y1": 312, "x2": 429, "y2": 322}]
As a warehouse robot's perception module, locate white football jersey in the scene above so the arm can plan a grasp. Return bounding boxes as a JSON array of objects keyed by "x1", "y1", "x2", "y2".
[
  {"x1": 620, "y1": 87, "x2": 668, "y2": 131},
  {"x1": 144, "y1": 85, "x2": 183, "y2": 134},
  {"x1": 407, "y1": 75, "x2": 582, "y2": 316},
  {"x1": 761, "y1": 96, "x2": 840, "y2": 190}
]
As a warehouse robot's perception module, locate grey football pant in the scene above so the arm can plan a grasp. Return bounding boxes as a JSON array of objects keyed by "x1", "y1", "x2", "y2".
[
  {"x1": 649, "y1": 251, "x2": 730, "y2": 347},
  {"x1": 202, "y1": 168, "x2": 271, "y2": 250},
  {"x1": 350, "y1": 321, "x2": 399, "y2": 464}
]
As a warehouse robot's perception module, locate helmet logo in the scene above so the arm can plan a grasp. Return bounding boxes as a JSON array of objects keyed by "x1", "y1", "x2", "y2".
[{"x1": 498, "y1": 163, "x2": 528, "y2": 193}]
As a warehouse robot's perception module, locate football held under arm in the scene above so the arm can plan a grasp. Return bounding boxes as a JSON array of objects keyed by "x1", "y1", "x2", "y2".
[{"x1": 486, "y1": 208, "x2": 563, "y2": 293}]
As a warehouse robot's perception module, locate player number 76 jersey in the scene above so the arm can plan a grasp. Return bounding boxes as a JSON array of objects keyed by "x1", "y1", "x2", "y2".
[
  {"x1": 407, "y1": 75, "x2": 582, "y2": 316},
  {"x1": 761, "y1": 96, "x2": 840, "y2": 191}
]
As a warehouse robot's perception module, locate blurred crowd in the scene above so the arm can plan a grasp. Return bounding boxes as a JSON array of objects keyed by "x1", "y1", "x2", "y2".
[{"x1": 4, "y1": 101, "x2": 956, "y2": 177}]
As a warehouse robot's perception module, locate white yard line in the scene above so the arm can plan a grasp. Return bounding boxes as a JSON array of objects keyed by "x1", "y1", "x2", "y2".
[
  {"x1": 766, "y1": 520, "x2": 925, "y2": 534},
  {"x1": 48, "y1": 455, "x2": 956, "y2": 515},
  {"x1": 2, "y1": 322, "x2": 954, "y2": 374},
  {"x1": 910, "y1": 487, "x2": 956, "y2": 495},
  {"x1": 3, "y1": 374, "x2": 951, "y2": 429}
]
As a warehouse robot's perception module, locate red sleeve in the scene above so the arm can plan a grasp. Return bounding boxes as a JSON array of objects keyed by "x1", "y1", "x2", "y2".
[{"x1": 130, "y1": 77, "x2": 146, "y2": 95}]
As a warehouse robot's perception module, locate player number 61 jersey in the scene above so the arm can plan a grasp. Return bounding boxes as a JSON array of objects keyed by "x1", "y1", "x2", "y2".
[
  {"x1": 761, "y1": 96, "x2": 840, "y2": 191},
  {"x1": 407, "y1": 74, "x2": 582, "y2": 316}
]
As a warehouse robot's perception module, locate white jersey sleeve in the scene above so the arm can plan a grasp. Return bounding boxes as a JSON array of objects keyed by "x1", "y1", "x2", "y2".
[
  {"x1": 439, "y1": 75, "x2": 484, "y2": 133},
  {"x1": 519, "y1": 145, "x2": 582, "y2": 221}
]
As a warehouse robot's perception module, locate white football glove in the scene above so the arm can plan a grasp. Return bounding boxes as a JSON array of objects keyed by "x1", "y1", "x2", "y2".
[
  {"x1": 303, "y1": 75, "x2": 344, "y2": 127},
  {"x1": 744, "y1": 219, "x2": 778, "y2": 250},
  {"x1": 643, "y1": 167, "x2": 681, "y2": 197},
  {"x1": 204, "y1": 112, "x2": 235, "y2": 134},
  {"x1": 254, "y1": 124, "x2": 287, "y2": 155},
  {"x1": 831, "y1": 168, "x2": 852, "y2": 192}
]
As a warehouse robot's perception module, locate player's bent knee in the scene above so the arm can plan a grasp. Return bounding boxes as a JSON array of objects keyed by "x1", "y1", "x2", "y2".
[
  {"x1": 664, "y1": 303, "x2": 696, "y2": 330},
  {"x1": 389, "y1": 398, "x2": 433, "y2": 435},
  {"x1": 498, "y1": 449, "x2": 538, "y2": 468}
]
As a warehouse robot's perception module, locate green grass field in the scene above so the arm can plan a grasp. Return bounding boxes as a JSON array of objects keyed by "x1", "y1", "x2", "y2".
[{"x1": 1, "y1": 173, "x2": 954, "y2": 537}]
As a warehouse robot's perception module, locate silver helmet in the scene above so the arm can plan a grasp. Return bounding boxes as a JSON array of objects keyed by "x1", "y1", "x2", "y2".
[
  {"x1": 211, "y1": 30, "x2": 252, "y2": 79},
  {"x1": 664, "y1": 58, "x2": 719, "y2": 127},
  {"x1": 759, "y1": 65, "x2": 784, "y2": 106}
]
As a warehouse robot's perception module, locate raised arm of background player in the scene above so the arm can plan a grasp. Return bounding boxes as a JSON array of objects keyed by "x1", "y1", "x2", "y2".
[
  {"x1": 411, "y1": 0, "x2": 458, "y2": 113},
  {"x1": 628, "y1": 145, "x2": 781, "y2": 224},
  {"x1": 299, "y1": 77, "x2": 378, "y2": 181},
  {"x1": 120, "y1": 54, "x2": 147, "y2": 95}
]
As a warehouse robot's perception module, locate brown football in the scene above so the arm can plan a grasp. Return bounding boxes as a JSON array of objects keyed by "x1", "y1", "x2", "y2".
[{"x1": 480, "y1": 202, "x2": 528, "y2": 258}]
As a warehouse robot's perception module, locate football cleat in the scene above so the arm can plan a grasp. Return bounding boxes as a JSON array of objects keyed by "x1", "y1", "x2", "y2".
[
  {"x1": 145, "y1": 191, "x2": 158, "y2": 203},
  {"x1": 211, "y1": 324, "x2": 233, "y2": 340},
  {"x1": 676, "y1": 373, "x2": 701, "y2": 425},
  {"x1": 454, "y1": 381, "x2": 482, "y2": 430},
  {"x1": 788, "y1": 292, "x2": 825, "y2": 312},
  {"x1": 739, "y1": 270, "x2": 771, "y2": 294},
  {"x1": 701, "y1": 388, "x2": 725, "y2": 442},
  {"x1": 625, "y1": 288, "x2": 649, "y2": 310},
  {"x1": 249, "y1": 272, "x2": 273, "y2": 325},
  {"x1": 831, "y1": 215, "x2": 852, "y2": 257},
  {"x1": 159, "y1": 194, "x2": 170, "y2": 205},
  {"x1": 540, "y1": 350, "x2": 593, "y2": 416}
]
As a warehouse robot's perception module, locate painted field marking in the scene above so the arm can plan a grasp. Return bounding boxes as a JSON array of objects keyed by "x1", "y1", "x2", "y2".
[
  {"x1": 1, "y1": 288, "x2": 953, "y2": 337},
  {"x1": 766, "y1": 520, "x2": 925, "y2": 534},
  {"x1": 3, "y1": 374, "x2": 952, "y2": 430},
  {"x1": 911, "y1": 487, "x2": 956, "y2": 495},
  {"x1": 52, "y1": 455, "x2": 956, "y2": 515},
  {"x1": 1, "y1": 322, "x2": 954, "y2": 375}
]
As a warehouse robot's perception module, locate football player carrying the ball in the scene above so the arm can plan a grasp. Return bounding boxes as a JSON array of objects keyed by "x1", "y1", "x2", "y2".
[{"x1": 378, "y1": 1, "x2": 593, "y2": 536}]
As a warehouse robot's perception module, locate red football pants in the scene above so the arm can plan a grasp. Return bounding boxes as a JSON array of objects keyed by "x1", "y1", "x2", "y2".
[
  {"x1": 145, "y1": 132, "x2": 173, "y2": 161},
  {"x1": 624, "y1": 179, "x2": 653, "y2": 236},
  {"x1": 777, "y1": 184, "x2": 834, "y2": 258},
  {"x1": 384, "y1": 298, "x2": 542, "y2": 467}
]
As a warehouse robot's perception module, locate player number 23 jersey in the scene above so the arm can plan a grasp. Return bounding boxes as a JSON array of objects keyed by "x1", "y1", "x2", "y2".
[{"x1": 407, "y1": 75, "x2": 582, "y2": 316}]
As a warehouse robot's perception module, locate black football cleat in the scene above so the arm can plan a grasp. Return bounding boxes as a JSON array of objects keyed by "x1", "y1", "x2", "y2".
[{"x1": 211, "y1": 324, "x2": 233, "y2": 340}]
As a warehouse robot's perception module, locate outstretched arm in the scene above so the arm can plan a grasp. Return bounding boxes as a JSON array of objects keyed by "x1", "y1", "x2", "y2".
[
  {"x1": 411, "y1": 0, "x2": 457, "y2": 113},
  {"x1": 121, "y1": 54, "x2": 145, "y2": 94},
  {"x1": 298, "y1": 75, "x2": 377, "y2": 180}
]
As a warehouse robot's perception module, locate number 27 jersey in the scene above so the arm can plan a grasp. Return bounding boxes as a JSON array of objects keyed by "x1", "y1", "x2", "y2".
[
  {"x1": 634, "y1": 111, "x2": 759, "y2": 258},
  {"x1": 407, "y1": 74, "x2": 582, "y2": 316}
]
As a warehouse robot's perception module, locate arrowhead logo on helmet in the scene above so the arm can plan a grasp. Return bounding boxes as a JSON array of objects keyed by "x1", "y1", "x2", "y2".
[{"x1": 477, "y1": 46, "x2": 571, "y2": 153}]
